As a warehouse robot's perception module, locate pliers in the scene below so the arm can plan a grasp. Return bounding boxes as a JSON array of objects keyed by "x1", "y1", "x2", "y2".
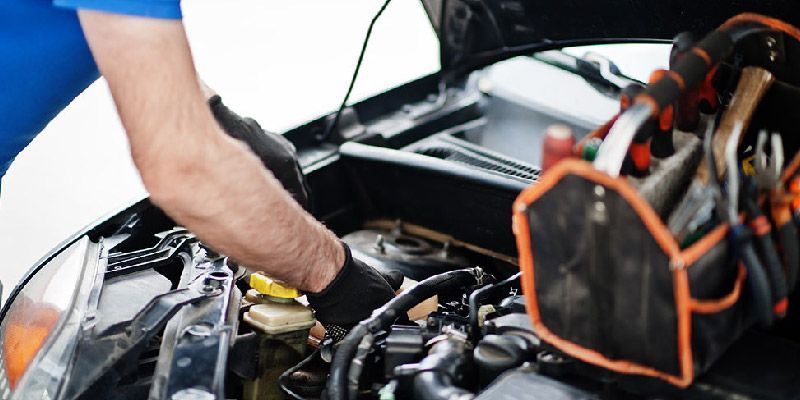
[
  {"x1": 754, "y1": 131, "x2": 799, "y2": 295},
  {"x1": 742, "y1": 176, "x2": 788, "y2": 317},
  {"x1": 705, "y1": 122, "x2": 774, "y2": 325},
  {"x1": 754, "y1": 130, "x2": 784, "y2": 190}
]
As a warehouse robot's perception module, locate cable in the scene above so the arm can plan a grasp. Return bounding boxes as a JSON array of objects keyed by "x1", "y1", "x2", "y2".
[
  {"x1": 319, "y1": 0, "x2": 394, "y2": 141},
  {"x1": 343, "y1": 268, "x2": 483, "y2": 400},
  {"x1": 467, "y1": 272, "x2": 520, "y2": 340},
  {"x1": 279, "y1": 349, "x2": 321, "y2": 400}
]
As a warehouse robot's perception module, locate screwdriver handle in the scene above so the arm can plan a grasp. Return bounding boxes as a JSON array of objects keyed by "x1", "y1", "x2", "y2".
[{"x1": 647, "y1": 70, "x2": 675, "y2": 159}]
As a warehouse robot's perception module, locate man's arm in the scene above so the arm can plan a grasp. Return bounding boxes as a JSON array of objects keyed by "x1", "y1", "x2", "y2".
[{"x1": 77, "y1": 11, "x2": 343, "y2": 292}]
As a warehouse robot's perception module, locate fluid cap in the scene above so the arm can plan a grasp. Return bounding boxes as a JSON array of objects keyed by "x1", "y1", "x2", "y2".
[{"x1": 249, "y1": 272, "x2": 300, "y2": 299}]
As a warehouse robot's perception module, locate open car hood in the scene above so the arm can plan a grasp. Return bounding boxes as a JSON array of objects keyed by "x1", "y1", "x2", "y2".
[{"x1": 421, "y1": 0, "x2": 800, "y2": 75}]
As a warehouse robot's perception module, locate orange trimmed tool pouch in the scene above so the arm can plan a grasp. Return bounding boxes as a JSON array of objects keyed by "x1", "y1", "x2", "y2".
[{"x1": 513, "y1": 159, "x2": 750, "y2": 387}]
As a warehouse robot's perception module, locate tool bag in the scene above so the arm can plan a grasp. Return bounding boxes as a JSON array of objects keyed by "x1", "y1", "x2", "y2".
[{"x1": 513, "y1": 159, "x2": 757, "y2": 387}]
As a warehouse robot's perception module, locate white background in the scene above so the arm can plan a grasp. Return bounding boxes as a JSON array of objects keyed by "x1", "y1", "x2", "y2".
[{"x1": 0, "y1": 0, "x2": 440, "y2": 300}]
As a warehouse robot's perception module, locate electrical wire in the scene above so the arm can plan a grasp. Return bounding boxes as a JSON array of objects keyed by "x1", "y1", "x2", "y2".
[
  {"x1": 319, "y1": 0, "x2": 394, "y2": 141},
  {"x1": 327, "y1": 267, "x2": 484, "y2": 400},
  {"x1": 467, "y1": 272, "x2": 520, "y2": 340}
]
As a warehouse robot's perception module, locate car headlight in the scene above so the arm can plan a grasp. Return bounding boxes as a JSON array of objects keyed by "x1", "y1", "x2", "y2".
[{"x1": 0, "y1": 237, "x2": 103, "y2": 399}]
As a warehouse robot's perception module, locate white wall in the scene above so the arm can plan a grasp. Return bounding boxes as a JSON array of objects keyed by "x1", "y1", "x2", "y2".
[{"x1": 0, "y1": 0, "x2": 439, "y2": 301}]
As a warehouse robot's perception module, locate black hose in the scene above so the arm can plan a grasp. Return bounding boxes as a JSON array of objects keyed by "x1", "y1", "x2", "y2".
[
  {"x1": 346, "y1": 333, "x2": 375, "y2": 399},
  {"x1": 467, "y1": 272, "x2": 520, "y2": 339},
  {"x1": 412, "y1": 335, "x2": 475, "y2": 400},
  {"x1": 327, "y1": 267, "x2": 484, "y2": 400},
  {"x1": 328, "y1": 325, "x2": 368, "y2": 400}
]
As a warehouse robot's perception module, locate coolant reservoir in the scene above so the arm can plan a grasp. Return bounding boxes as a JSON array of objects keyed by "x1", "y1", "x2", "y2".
[
  {"x1": 243, "y1": 273, "x2": 315, "y2": 334},
  {"x1": 242, "y1": 273, "x2": 315, "y2": 400}
]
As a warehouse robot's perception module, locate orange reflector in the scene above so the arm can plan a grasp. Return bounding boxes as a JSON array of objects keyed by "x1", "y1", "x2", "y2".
[{"x1": 3, "y1": 301, "x2": 60, "y2": 389}]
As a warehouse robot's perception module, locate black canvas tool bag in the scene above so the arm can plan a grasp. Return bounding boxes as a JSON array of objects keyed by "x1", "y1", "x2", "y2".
[{"x1": 512, "y1": 159, "x2": 755, "y2": 387}]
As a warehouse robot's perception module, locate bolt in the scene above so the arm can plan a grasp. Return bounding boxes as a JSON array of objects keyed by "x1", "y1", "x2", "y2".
[
  {"x1": 374, "y1": 235, "x2": 386, "y2": 254},
  {"x1": 766, "y1": 36, "x2": 777, "y2": 48},
  {"x1": 441, "y1": 241, "x2": 451, "y2": 258},
  {"x1": 769, "y1": 51, "x2": 778, "y2": 62},
  {"x1": 171, "y1": 388, "x2": 214, "y2": 400},
  {"x1": 201, "y1": 276, "x2": 222, "y2": 293},
  {"x1": 594, "y1": 185, "x2": 605, "y2": 197},
  {"x1": 185, "y1": 323, "x2": 214, "y2": 337}
]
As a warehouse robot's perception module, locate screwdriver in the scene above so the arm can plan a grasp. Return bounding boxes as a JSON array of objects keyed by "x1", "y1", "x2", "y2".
[
  {"x1": 671, "y1": 32, "x2": 700, "y2": 132},
  {"x1": 647, "y1": 70, "x2": 675, "y2": 159},
  {"x1": 670, "y1": 32, "x2": 719, "y2": 133},
  {"x1": 753, "y1": 131, "x2": 798, "y2": 299},
  {"x1": 708, "y1": 122, "x2": 774, "y2": 325},
  {"x1": 618, "y1": 83, "x2": 649, "y2": 176}
]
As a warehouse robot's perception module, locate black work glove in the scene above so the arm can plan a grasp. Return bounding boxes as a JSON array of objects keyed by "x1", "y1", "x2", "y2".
[
  {"x1": 306, "y1": 243, "x2": 396, "y2": 342},
  {"x1": 208, "y1": 95, "x2": 311, "y2": 210}
]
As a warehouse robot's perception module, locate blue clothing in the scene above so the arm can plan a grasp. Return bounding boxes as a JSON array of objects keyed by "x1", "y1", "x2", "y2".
[{"x1": 0, "y1": 0, "x2": 181, "y2": 180}]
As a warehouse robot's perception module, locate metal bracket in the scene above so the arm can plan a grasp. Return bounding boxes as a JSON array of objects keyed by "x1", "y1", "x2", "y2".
[
  {"x1": 106, "y1": 229, "x2": 196, "y2": 278},
  {"x1": 149, "y1": 255, "x2": 241, "y2": 400},
  {"x1": 60, "y1": 286, "x2": 215, "y2": 400}
]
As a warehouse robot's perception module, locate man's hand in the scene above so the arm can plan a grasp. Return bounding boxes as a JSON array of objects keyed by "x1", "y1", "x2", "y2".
[
  {"x1": 76, "y1": 11, "x2": 341, "y2": 292},
  {"x1": 208, "y1": 95, "x2": 310, "y2": 210},
  {"x1": 306, "y1": 244, "x2": 396, "y2": 341}
]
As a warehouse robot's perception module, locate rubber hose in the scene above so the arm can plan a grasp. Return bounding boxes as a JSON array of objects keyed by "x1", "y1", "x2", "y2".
[
  {"x1": 413, "y1": 337, "x2": 475, "y2": 400},
  {"x1": 327, "y1": 268, "x2": 483, "y2": 400},
  {"x1": 468, "y1": 272, "x2": 520, "y2": 340}
]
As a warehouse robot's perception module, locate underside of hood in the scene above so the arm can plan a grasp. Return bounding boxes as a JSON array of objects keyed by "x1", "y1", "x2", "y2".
[{"x1": 421, "y1": 0, "x2": 800, "y2": 75}]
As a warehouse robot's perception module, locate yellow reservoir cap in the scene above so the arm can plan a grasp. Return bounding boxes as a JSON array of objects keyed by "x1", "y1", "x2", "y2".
[{"x1": 249, "y1": 273, "x2": 300, "y2": 299}]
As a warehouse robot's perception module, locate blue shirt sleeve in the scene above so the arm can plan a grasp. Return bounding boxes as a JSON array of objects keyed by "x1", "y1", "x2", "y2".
[
  {"x1": 0, "y1": 0, "x2": 100, "y2": 180},
  {"x1": 54, "y1": 0, "x2": 181, "y2": 19}
]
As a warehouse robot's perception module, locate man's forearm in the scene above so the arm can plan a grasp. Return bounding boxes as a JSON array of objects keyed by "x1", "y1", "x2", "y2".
[
  {"x1": 78, "y1": 11, "x2": 343, "y2": 292},
  {"x1": 154, "y1": 127, "x2": 343, "y2": 292}
]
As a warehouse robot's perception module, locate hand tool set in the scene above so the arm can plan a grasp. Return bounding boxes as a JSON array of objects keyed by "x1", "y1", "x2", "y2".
[{"x1": 515, "y1": 13, "x2": 800, "y2": 387}]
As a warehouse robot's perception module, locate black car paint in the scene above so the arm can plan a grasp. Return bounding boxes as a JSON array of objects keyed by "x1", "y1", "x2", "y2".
[{"x1": 422, "y1": 0, "x2": 800, "y2": 77}]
